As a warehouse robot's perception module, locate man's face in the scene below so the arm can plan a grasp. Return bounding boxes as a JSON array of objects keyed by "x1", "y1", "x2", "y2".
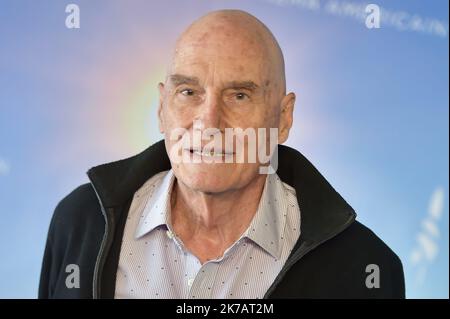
[{"x1": 158, "y1": 27, "x2": 286, "y2": 193}]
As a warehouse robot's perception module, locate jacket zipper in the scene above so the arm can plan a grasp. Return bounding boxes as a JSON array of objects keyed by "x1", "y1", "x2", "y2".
[{"x1": 90, "y1": 181, "x2": 114, "y2": 299}]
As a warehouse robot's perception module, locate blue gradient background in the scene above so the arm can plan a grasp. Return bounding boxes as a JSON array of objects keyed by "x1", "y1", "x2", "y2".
[{"x1": 0, "y1": 0, "x2": 448, "y2": 298}]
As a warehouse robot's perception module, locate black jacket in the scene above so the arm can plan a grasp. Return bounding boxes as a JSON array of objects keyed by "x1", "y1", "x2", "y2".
[{"x1": 39, "y1": 141, "x2": 405, "y2": 299}]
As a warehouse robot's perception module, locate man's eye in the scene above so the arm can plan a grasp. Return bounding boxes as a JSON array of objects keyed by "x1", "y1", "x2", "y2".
[
  {"x1": 180, "y1": 89, "x2": 194, "y2": 96},
  {"x1": 235, "y1": 92, "x2": 249, "y2": 100}
]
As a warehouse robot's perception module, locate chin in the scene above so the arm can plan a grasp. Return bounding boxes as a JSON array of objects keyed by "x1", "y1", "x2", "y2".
[{"x1": 173, "y1": 163, "x2": 240, "y2": 194}]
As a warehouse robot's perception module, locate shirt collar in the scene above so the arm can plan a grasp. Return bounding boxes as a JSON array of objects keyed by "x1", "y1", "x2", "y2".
[
  {"x1": 134, "y1": 169, "x2": 290, "y2": 260},
  {"x1": 135, "y1": 170, "x2": 175, "y2": 239},
  {"x1": 244, "y1": 173, "x2": 289, "y2": 260}
]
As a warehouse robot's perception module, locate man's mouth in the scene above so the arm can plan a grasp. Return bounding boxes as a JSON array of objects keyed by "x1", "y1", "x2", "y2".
[{"x1": 186, "y1": 148, "x2": 235, "y2": 157}]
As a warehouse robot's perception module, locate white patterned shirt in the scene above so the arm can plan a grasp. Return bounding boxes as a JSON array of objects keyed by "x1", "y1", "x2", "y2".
[{"x1": 115, "y1": 170, "x2": 300, "y2": 299}]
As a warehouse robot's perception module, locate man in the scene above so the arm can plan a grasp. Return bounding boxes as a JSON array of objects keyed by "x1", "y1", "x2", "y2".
[{"x1": 39, "y1": 10, "x2": 405, "y2": 299}]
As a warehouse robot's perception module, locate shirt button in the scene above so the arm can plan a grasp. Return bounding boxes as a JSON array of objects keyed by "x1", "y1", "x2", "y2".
[
  {"x1": 166, "y1": 230, "x2": 174, "y2": 239},
  {"x1": 187, "y1": 278, "x2": 194, "y2": 287}
]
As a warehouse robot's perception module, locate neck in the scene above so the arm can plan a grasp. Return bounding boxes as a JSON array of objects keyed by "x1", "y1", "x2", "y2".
[{"x1": 170, "y1": 174, "x2": 267, "y2": 261}]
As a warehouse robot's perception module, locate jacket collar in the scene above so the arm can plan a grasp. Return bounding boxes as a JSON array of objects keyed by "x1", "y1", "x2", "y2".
[{"x1": 87, "y1": 140, "x2": 356, "y2": 251}]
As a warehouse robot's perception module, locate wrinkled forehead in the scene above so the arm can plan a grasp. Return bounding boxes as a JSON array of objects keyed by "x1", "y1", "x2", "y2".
[
  {"x1": 169, "y1": 54, "x2": 269, "y2": 87},
  {"x1": 168, "y1": 28, "x2": 273, "y2": 85}
]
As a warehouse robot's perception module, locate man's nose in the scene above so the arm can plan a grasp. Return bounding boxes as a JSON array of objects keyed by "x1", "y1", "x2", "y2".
[{"x1": 197, "y1": 91, "x2": 224, "y2": 131}]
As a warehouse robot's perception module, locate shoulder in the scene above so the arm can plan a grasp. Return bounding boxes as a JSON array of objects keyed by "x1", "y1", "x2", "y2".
[
  {"x1": 53, "y1": 183, "x2": 99, "y2": 220},
  {"x1": 306, "y1": 220, "x2": 405, "y2": 298},
  {"x1": 337, "y1": 221, "x2": 401, "y2": 260},
  {"x1": 274, "y1": 220, "x2": 405, "y2": 298},
  {"x1": 57, "y1": 183, "x2": 98, "y2": 211},
  {"x1": 317, "y1": 220, "x2": 404, "y2": 278},
  {"x1": 49, "y1": 183, "x2": 104, "y2": 242}
]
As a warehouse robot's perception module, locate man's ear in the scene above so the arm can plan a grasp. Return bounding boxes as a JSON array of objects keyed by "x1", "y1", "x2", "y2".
[
  {"x1": 278, "y1": 92, "x2": 296, "y2": 144},
  {"x1": 158, "y1": 82, "x2": 165, "y2": 134}
]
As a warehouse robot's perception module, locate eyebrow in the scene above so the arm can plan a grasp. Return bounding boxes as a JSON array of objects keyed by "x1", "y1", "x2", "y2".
[
  {"x1": 168, "y1": 74, "x2": 200, "y2": 86},
  {"x1": 168, "y1": 74, "x2": 260, "y2": 91},
  {"x1": 224, "y1": 81, "x2": 259, "y2": 91}
]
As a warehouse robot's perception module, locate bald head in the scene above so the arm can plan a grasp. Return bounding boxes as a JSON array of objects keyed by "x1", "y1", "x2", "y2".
[{"x1": 168, "y1": 9, "x2": 286, "y2": 96}]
